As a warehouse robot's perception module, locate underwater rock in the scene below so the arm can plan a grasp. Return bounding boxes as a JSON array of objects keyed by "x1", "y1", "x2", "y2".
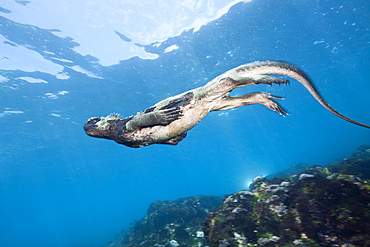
[
  {"x1": 327, "y1": 144, "x2": 370, "y2": 179},
  {"x1": 266, "y1": 145, "x2": 370, "y2": 181},
  {"x1": 348, "y1": 144, "x2": 370, "y2": 160},
  {"x1": 105, "y1": 145, "x2": 370, "y2": 247},
  {"x1": 265, "y1": 163, "x2": 309, "y2": 180},
  {"x1": 115, "y1": 195, "x2": 222, "y2": 247},
  {"x1": 203, "y1": 167, "x2": 370, "y2": 246}
]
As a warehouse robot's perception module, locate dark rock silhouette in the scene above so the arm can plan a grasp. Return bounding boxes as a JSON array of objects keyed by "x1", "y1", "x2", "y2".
[{"x1": 110, "y1": 195, "x2": 222, "y2": 247}]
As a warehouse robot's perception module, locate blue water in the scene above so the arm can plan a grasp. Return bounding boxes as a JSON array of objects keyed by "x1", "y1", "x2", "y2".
[{"x1": 1, "y1": 0, "x2": 370, "y2": 246}]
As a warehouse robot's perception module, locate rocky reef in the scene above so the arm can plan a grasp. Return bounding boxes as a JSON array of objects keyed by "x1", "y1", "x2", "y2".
[
  {"x1": 265, "y1": 163, "x2": 309, "y2": 180},
  {"x1": 106, "y1": 145, "x2": 370, "y2": 247},
  {"x1": 203, "y1": 145, "x2": 370, "y2": 246},
  {"x1": 108, "y1": 195, "x2": 222, "y2": 247},
  {"x1": 327, "y1": 144, "x2": 370, "y2": 179}
]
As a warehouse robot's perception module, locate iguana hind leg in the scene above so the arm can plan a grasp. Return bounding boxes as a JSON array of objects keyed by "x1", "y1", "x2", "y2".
[
  {"x1": 200, "y1": 75, "x2": 289, "y2": 102},
  {"x1": 212, "y1": 92, "x2": 287, "y2": 115},
  {"x1": 232, "y1": 75, "x2": 289, "y2": 88}
]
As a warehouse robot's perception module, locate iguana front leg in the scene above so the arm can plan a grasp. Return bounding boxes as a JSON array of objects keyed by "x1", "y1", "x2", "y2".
[{"x1": 126, "y1": 107, "x2": 182, "y2": 131}]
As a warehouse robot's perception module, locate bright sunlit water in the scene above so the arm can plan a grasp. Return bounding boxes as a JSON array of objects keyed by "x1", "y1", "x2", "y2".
[{"x1": 1, "y1": 0, "x2": 370, "y2": 246}]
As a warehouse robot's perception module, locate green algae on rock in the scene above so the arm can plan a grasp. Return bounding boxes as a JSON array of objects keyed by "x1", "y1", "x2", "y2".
[
  {"x1": 327, "y1": 145, "x2": 370, "y2": 179},
  {"x1": 114, "y1": 195, "x2": 222, "y2": 247},
  {"x1": 203, "y1": 167, "x2": 370, "y2": 246},
  {"x1": 105, "y1": 145, "x2": 370, "y2": 247}
]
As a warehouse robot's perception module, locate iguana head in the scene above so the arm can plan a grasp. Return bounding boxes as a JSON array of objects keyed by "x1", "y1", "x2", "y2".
[{"x1": 84, "y1": 114, "x2": 122, "y2": 139}]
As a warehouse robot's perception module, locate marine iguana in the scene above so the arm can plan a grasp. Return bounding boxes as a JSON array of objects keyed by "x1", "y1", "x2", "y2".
[{"x1": 84, "y1": 60, "x2": 370, "y2": 148}]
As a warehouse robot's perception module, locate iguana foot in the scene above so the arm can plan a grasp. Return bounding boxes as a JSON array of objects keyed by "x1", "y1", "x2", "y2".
[
  {"x1": 256, "y1": 94, "x2": 287, "y2": 115},
  {"x1": 154, "y1": 107, "x2": 183, "y2": 125},
  {"x1": 126, "y1": 107, "x2": 183, "y2": 130},
  {"x1": 213, "y1": 92, "x2": 287, "y2": 115}
]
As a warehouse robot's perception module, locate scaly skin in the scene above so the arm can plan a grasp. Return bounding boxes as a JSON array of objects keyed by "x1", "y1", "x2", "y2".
[{"x1": 84, "y1": 60, "x2": 370, "y2": 148}]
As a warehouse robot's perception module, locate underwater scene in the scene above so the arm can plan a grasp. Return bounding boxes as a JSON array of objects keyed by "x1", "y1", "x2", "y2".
[{"x1": 1, "y1": 0, "x2": 370, "y2": 246}]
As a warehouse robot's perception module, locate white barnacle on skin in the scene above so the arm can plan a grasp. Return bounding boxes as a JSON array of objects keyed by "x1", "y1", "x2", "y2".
[
  {"x1": 106, "y1": 113, "x2": 123, "y2": 120},
  {"x1": 95, "y1": 114, "x2": 122, "y2": 130},
  {"x1": 95, "y1": 118, "x2": 110, "y2": 130}
]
